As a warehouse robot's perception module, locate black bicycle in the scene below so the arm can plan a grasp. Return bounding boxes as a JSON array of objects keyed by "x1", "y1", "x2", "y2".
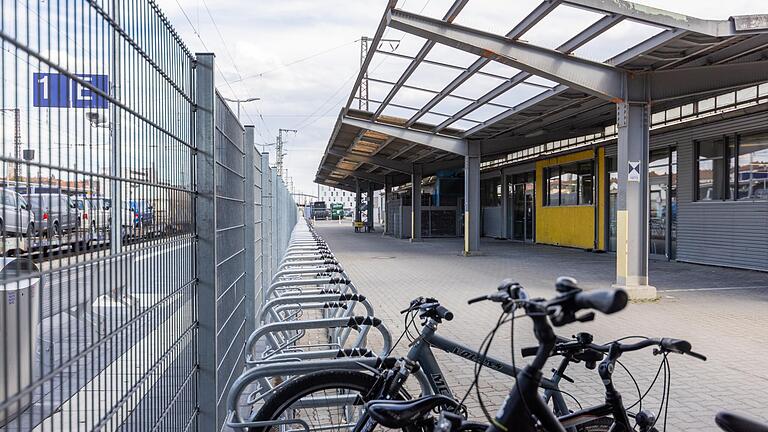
[
  {"x1": 248, "y1": 279, "x2": 614, "y2": 432},
  {"x1": 366, "y1": 279, "x2": 705, "y2": 432}
]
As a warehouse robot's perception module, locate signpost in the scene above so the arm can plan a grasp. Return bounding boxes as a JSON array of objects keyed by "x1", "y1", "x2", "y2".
[{"x1": 33, "y1": 73, "x2": 109, "y2": 109}]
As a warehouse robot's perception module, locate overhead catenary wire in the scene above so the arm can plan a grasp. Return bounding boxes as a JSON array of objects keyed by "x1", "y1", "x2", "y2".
[
  {"x1": 230, "y1": 39, "x2": 361, "y2": 84},
  {"x1": 173, "y1": 0, "x2": 266, "y2": 139}
]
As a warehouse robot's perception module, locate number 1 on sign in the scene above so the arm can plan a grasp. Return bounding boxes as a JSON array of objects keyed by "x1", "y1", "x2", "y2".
[{"x1": 38, "y1": 74, "x2": 48, "y2": 100}]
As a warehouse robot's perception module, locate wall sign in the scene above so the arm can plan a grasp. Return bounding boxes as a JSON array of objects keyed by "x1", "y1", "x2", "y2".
[
  {"x1": 33, "y1": 73, "x2": 109, "y2": 108},
  {"x1": 628, "y1": 161, "x2": 641, "y2": 182}
]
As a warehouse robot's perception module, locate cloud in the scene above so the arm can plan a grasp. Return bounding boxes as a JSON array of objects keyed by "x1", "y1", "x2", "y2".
[{"x1": 155, "y1": 0, "x2": 768, "y2": 196}]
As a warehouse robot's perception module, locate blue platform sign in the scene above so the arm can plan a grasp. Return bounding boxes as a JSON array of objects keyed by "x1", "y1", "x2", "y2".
[{"x1": 33, "y1": 73, "x2": 109, "y2": 109}]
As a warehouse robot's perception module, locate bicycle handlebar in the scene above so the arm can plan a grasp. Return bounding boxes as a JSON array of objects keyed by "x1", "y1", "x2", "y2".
[
  {"x1": 573, "y1": 289, "x2": 628, "y2": 315},
  {"x1": 400, "y1": 297, "x2": 454, "y2": 322},
  {"x1": 521, "y1": 336, "x2": 707, "y2": 361}
]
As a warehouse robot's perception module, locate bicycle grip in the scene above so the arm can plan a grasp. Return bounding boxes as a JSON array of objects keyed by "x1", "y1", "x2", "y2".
[
  {"x1": 436, "y1": 305, "x2": 454, "y2": 321},
  {"x1": 573, "y1": 289, "x2": 628, "y2": 314}
]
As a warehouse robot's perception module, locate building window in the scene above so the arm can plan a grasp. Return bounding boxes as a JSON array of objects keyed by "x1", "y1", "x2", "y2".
[
  {"x1": 737, "y1": 133, "x2": 768, "y2": 200},
  {"x1": 696, "y1": 138, "x2": 735, "y2": 200},
  {"x1": 545, "y1": 167, "x2": 560, "y2": 206},
  {"x1": 480, "y1": 177, "x2": 502, "y2": 207},
  {"x1": 544, "y1": 161, "x2": 594, "y2": 206}
]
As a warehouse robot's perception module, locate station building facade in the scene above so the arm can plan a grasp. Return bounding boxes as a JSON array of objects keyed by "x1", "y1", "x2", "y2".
[{"x1": 475, "y1": 85, "x2": 768, "y2": 272}]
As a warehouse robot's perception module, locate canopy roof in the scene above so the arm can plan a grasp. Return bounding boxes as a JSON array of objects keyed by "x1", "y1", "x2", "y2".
[{"x1": 316, "y1": 0, "x2": 768, "y2": 191}]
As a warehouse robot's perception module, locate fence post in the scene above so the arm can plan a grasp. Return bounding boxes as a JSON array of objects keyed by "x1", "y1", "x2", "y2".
[
  {"x1": 260, "y1": 155, "x2": 270, "y2": 284},
  {"x1": 194, "y1": 52, "x2": 218, "y2": 431},
  {"x1": 243, "y1": 126, "x2": 256, "y2": 335}
]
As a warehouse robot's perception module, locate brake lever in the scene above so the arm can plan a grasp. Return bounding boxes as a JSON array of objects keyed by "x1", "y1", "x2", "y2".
[
  {"x1": 576, "y1": 312, "x2": 595, "y2": 323},
  {"x1": 686, "y1": 350, "x2": 707, "y2": 361}
]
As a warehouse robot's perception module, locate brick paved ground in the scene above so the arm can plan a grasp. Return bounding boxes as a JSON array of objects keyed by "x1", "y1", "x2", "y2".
[{"x1": 314, "y1": 221, "x2": 768, "y2": 432}]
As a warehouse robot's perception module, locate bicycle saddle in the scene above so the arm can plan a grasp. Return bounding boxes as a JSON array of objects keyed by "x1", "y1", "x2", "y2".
[
  {"x1": 365, "y1": 395, "x2": 459, "y2": 428},
  {"x1": 716, "y1": 412, "x2": 768, "y2": 432}
]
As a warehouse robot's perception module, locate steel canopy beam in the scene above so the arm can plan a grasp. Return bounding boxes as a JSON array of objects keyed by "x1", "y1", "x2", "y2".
[
  {"x1": 327, "y1": 149, "x2": 412, "y2": 173},
  {"x1": 344, "y1": 0, "x2": 398, "y2": 111},
  {"x1": 387, "y1": 9, "x2": 625, "y2": 102},
  {"x1": 464, "y1": 28, "x2": 686, "y2": 138},
  {"x1": 341, "y1": 116, "x2": 468, "y2": 156},
  {"x1": 373, "y1": 0, "x2": 469, "y2": 119},
  {"x1": 562, "y1": 0, "x2": 766, "y2": 37},
  {"x1": 436, "y1": 13, "x2": 624, "y2": 132},
  {"x1": 405, "y1": 0, "x2": 562, "y2": 127}
]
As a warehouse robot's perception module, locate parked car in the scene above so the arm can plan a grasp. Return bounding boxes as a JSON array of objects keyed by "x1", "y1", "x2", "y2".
[
  {"x1": 25, "y1": 193, "x2": 80, "y2": 237},
  {"x1": 73, "y1": 196, "x2": 111, "y2": 235},
  {"x1": 0, "y1": 188, "x2": 35, "y2": 237},
  {"x1": 121, "y1": 205, "x2": 140, "y2": 240},
  {"x1": 127, "y1": 199, "x2": 154, "y2": 226}
]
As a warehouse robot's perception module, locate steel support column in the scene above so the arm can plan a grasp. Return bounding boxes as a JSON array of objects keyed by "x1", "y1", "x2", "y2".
[
  {"x1": 411, "y1": 164, "x2": 422, "y2": 241},
  {"x1": 243, "y1": 125, "x2": 256, "y2": 336},
  {"x1": 615, "y1": 78, "x2": 656, "y2": 299},
  {"x1": 367, "y1": 182, "x2": 375, "y2": 232},
  {"x1": 464, "y1": 144, "x2": 481, "y2": 255},
  {"x1": 355, "y1": 180, "x2": 362, "y2": 224},
  {"x1": 384, "y1": 176, "x2": 392, "y2": 235},
  {"x1": 194, "y1": 52, "x2": 218, "y2": 431}
]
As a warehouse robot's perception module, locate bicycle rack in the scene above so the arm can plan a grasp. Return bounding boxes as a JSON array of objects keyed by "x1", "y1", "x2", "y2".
[{"x1": 226, "y1": 218, "x2": 400, "y2": 432}]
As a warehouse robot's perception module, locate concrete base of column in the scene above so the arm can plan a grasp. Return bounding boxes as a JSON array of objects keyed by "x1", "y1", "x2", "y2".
[
  {"x1": 611, "y1": 283, "x2": 657, "y2": 300},
  {"x1": 458, "y1": 250, "x2": 485, "y2": 257}
]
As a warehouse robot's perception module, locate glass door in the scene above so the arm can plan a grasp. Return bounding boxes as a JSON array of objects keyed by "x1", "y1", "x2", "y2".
[
  {"x1": 511, "y1": 181, "x2": 535, "y2": 242},
  {"x1": 524, "y1": 182, "x2": 535, "y2": 242}
]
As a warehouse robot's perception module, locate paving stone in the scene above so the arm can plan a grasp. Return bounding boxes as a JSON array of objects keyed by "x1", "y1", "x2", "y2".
[{"x1": 316, "y1": 222, "x2": 768, "y2": 431}]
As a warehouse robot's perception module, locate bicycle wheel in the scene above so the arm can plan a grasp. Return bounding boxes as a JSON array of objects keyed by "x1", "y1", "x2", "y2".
[
  {"x1": 249, "y1": 369, "x2": 413, "y2": 432},
  {"x1": 575, "y1": 417, "x2": 614, "y2": 432}
]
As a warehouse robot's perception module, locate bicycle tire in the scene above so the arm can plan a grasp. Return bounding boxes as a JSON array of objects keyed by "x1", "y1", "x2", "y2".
[
  {"x1": 249, "y1": 369, "x2": 413, "y2": 432},
  {"x1": 575, "y1": 416, "x2": 614, "y2": 432}
]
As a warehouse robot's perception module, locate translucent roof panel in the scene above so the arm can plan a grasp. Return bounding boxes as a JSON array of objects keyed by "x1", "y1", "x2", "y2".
[
  {"x1": 420, "y1": 112, "x2": 452, "y2": 126},
  {"x1": 368, "y1": 53, "x2": 413, "y2": 82},
  {"x1": 573, "y1": 20, "x2": 666, "y2": 62},
  {"x1": 396, "y1": 0, "x2": 453, "y2": 20},
  {"x1": 390, "y1": 86, "x2": 440, "y2": 110},
  {"x1": 405, "y1": 61, "x2": 464, "y2": 93},
  {"x1": 452, "y1": 73, "x2": 507, "y2": 100},
  {"x1": 367, "y1": 80, "x2": 394, "y2": 104},
  {"x1": 491, "y1": 86, "x2": 549, "y2": 109},
  {"x1": 479, "y1": 62, "x2": 522, "y2": 80},
  {"x1": 380, "y1": 104, "x2": 419, "y2": 119},
  {"x1": 454, "y1": 0, "x2": 541, "y2": 37},
  {"x1": 520, "y1": 4, "x2": 607, "y2": 49},
  {"x1": 432, "y1": 96, "x2": 472, "y2": 117},
  {"x1": 461, "y1": 104, "x2": 508, "y2": 124},
  {"x1": 525, "y1": 76, "x2": 558, "y2": 89},
  {"x1": 451, "y1": 119, "x2": 480, "y2": 131},
  {"x1": 424, "y1": 43, "x2": 482, "y2": 69}
]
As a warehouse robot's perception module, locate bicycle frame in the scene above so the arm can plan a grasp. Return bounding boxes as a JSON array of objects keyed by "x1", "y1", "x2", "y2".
[{"x1": 403, "y1": 319, "x2": 572, "y2": 416}]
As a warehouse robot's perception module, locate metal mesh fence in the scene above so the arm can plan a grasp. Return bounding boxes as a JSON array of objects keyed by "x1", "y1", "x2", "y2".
[{"x1": 0, "y1": 2, "x2": 297, "y2": 431}]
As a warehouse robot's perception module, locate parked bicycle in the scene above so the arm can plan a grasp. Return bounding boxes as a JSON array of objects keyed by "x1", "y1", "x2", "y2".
[
  {"x1": 247, "y1": 279, "x2": 622, "y2": 432},
  {"x1": 366, "y1": 278, "x2": 706, "y2": 432}
]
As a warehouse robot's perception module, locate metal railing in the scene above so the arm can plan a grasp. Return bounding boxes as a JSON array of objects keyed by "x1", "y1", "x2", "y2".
[{"x1": 0, "y1": 2, "x2": 297, "y2": 431}]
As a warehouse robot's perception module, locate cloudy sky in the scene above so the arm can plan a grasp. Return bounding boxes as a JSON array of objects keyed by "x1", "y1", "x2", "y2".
[{"x1": 155, "y1": 0, "x2": 767, "y2": 197}]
